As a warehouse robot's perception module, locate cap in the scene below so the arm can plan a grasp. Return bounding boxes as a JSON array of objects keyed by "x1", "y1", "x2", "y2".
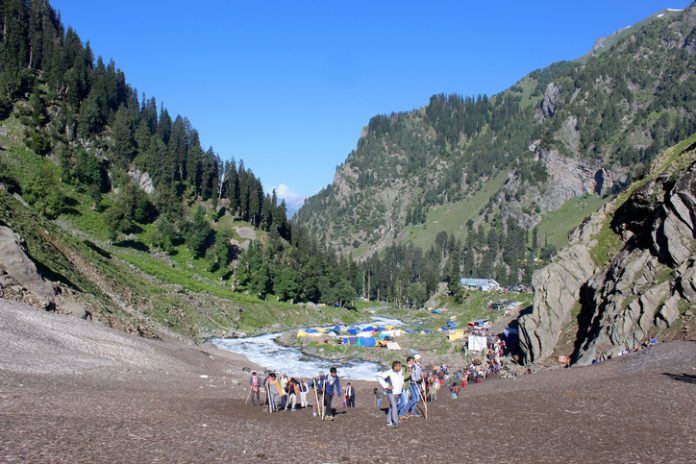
[{"x1": 414, "y1": 354, "x2": 422, "y2": 360}]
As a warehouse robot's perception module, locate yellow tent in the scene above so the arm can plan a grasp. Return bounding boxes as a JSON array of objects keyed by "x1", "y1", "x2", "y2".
[{"x1": 448, "y1": 329, "x2": 467, "y2": 341}]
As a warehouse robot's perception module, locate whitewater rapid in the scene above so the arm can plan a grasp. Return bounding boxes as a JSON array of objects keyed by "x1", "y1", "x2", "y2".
[{"x1": 211, "y1": 317, "x2": 403, "y2": 380}]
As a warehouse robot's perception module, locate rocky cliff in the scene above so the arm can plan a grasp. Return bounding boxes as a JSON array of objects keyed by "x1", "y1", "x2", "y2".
[{"x1": 519, "y1": 135, "x2": 696, "y2": 365}]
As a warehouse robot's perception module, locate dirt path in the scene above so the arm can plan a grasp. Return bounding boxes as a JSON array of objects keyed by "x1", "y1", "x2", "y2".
[{"x1": 1, "y1": 299, "x2": 695, "y2": 463}]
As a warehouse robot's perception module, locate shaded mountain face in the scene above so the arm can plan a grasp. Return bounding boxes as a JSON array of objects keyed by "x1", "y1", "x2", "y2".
[{"x1": 296, "y1": 5, "x2": 696, "y2": 269}]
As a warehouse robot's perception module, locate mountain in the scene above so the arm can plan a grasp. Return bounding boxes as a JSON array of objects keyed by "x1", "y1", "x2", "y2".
[
  {"x1": 0, "y1": 0, "x2": 361, "y2": 339},
  {"x1": 518, "y1": 133, "x2": 696, "y2": 365},
  {"x1": 296, "y1": 5, "x2": 696, "y2": 287}
]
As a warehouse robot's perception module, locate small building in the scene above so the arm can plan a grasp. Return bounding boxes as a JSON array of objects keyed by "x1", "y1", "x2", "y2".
[{"x1": 460, "y1": 278, "x2": 500, "y2": 292}]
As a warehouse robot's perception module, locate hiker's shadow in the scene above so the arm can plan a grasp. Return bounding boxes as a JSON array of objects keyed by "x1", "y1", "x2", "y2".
[{"x1": 663, "y1": 372, "x2": 696, "y2": 384}]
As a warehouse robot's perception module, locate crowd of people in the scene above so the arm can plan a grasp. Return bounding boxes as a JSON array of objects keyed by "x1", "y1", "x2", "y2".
[
  {"x1": 247, "y1": 367, "x2": 356, "y2": 420},
  {"x1": 245, "y1": 339, "x2": 509, "y2": 428}
]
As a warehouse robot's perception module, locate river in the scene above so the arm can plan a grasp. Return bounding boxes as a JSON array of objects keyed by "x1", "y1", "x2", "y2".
[{"x1": 211, "y1": 317, "x2": 403, "y2": 380}]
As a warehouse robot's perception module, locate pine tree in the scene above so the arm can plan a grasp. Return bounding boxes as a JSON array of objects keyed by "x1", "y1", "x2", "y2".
[
  {"x1": 184, "y1": 206, "x2": 212, "y2": 258},
  {"x1": 112, "y1": 104, "x2": 135, "y2": 162}
]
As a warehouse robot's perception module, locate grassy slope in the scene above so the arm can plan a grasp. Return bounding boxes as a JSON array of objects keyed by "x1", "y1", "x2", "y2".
[
  {"x1": 399, "y1": 170, "x2": 508, "y2": 250},
  {"x1": 534, "y1": 193, "x2": 610, "y2": 251}
]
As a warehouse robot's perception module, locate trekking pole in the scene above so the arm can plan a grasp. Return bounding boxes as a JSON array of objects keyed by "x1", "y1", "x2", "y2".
[
  {"x1": 420, "y1": 380, "x2": 429, "y2": 421},
  {"x1": 313, "y1": 383, "x2": 320, "y2": 417},
  {"x1": 267, "y1": 385, "x2": 273, "y2": 414},
  {"x1": 321, "y1": 386, "x2": 326, "y2": 420},
  {"x1": 244, "y1": 386, "x2": 252, "y2": 406}
]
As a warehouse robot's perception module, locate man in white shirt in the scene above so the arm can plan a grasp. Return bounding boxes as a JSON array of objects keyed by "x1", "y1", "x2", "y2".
[{"x1": 377, "y1": 360, "x2": 404, "y2": 427}]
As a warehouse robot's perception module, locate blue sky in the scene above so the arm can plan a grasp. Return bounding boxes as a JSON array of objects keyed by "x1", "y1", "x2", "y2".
[{"x1": 52, "y1": 1, "x2": 691, "y2": 210}]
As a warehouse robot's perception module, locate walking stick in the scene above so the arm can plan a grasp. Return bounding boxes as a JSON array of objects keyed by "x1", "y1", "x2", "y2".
[
  {"x1": 267, "y1": 385, "x2": 273, "y2": 414},
  {"x1": 244, "y1": 386, "x2": 252, "y2": 406},
  {"x1": 313, "y1": 383, "x2": 320, "y2": 417},
  {"x1": 321, "y1": 385, "x2": 326, "y2": 420},
  {"x1": 419, "y1": 380, "x2": 429, "y2": 420}
]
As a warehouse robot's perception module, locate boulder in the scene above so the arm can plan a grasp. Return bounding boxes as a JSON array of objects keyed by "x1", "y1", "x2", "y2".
[{"x1": 0, "y1": 226, "x2": 55, "y2": 308}]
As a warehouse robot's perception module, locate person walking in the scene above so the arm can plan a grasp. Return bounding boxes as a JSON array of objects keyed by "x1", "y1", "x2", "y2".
[
  {"x1": 285, "y1": 378, "x2": 300, "y2": 411},
  {"x1": 398, "y1": 357, "x2": 413, "y2": 418},
  {"x1": 373, "y1": 387, "x2": 385, "y2": 409},
  {"x1": 345, "y1": 382, "x2": 356, "y2": 408},
  {"x1": 322, "y1": 367, "x2": 341, "y2": 420},
  {"x1": 265, "y1": 373, "x2": 283, "y2": 412},
  {"x1": 377, "y1": 360, "x2": 404, "y2": 428},
  {"x1": 299, "y1": 379, "x2": 309, "y2": 409},
  {"x1": 248, "y1": 372, "x2": 261, "y2": 406},
  {"x1": 404, "y1": 354, "x2": 423, "y2": 417}
]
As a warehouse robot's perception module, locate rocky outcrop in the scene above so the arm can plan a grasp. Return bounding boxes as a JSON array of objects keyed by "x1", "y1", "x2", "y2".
[
  {"x1": 520, "y1": 145, "x2": 696, "y2": 366},
  {"x1": 127, "y1": 169, "x2": 155, "y2": 194},
  {"x1": 518, "y1": 208, "x2": 603, "y2": 363},
  {"x1": 540, "y1": 82, "x2": 561, "y2": 119},
  {"x1": 535, "y1": 146, "x2": 624, "y2": 211},
  {"x1": 572, "y1": 162, "x2": 696, "y2": 365},
  {"x1": 0, "y1": 225, "x2": 55, "y2": 308}
]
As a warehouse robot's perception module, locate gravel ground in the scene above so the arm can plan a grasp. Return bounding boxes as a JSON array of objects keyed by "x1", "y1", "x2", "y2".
[{"x1": 1, "y1": 299, "x2": 695, "y2": 464}]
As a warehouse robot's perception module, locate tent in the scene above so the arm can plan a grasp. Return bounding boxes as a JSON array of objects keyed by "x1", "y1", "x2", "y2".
[
  {"x1": 359, "y1": 337, "x2": 377, "y2": 347},
  {"x1": 382, "y1": 329, "x2": 403, "y2": 337},
  {"x1": 448, "y1": 329, "x2": 467, "y2": 341},
  {"x1": 386, "y1": 341, "x2": 401, "y2": 351},
  {"x1": 297, "y1": 329, "x2": 322, "y2": 338},
  {"x1": 467, "y1": 335, "x2": 487, "y2": 351},
  {"x1": 468, "y1": 319, "x2": 489, "y2": 328}
]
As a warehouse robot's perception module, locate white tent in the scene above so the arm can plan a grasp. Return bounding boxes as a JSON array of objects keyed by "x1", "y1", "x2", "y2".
[
  {"x1": 467, "y1": 335, "x2": 487, "y2": 352},
  {"x1": 386, "y1": 342, "x2": 401, "y2": 351}
]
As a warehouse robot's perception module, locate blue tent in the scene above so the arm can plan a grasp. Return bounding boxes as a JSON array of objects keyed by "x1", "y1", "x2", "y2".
[
  {"x1": 305, "y1": 328, "x2": 319, "y2": 333},
  {"x1": 361, "y1": 337, "x2": 377, "y2": 347},
  {"x1": 347, "y1": 327, "x2": 359, "y2": 335}
]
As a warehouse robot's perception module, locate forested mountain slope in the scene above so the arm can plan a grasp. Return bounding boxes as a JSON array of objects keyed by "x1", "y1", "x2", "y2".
[
  {"x1": 0, "y1": 0, "x2": 360, "y2": 338},
  {"x1": 297, "y1": 4, "x2": 696, "y2": 288}
]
